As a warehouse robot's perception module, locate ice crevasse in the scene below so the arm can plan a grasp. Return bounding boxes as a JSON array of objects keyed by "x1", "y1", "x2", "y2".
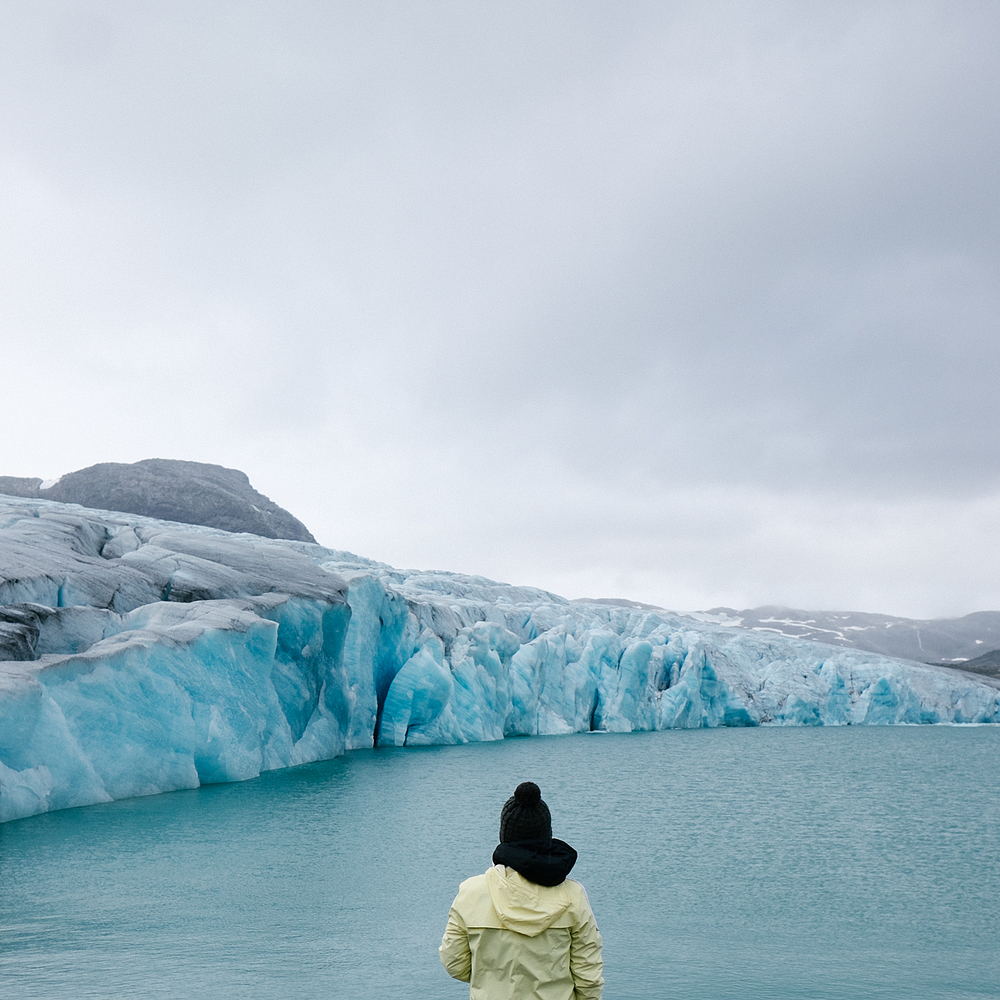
[{"x1": 1, "y1": 496, "x2": 997, "y2": 824}]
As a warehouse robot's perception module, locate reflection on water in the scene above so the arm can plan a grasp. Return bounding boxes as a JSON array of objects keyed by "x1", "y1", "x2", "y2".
[{"x1": 1, "y1": 726, "x2": 998, "y2": 999}]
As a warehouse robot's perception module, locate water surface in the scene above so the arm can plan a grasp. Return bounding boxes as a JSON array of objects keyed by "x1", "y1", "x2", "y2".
[{"x1": 2, "y1": 726, "x2": 998, "y2": 999}]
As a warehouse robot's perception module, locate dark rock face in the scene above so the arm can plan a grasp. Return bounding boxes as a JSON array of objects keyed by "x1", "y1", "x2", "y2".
[
  {"x1": 0, "y1": 460, "x2": 316, "y2": 543},
  {"x1": 933, "y1": 647, "x2": 1000, "y2": 679},
  {"x1": 0, "y1": 477, "x2": 43, "y2": 498},
  {"x1": 0, "y1": 607, "x2": 40, "y2": 661}
]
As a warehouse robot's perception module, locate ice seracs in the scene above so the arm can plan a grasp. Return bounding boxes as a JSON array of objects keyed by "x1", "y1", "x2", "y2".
[{"x1": 1, "y1": 494, "x2": 998, "y2": 824}]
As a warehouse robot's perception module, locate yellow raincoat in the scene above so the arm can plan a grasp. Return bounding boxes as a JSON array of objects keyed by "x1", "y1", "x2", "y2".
[{"x1": 440, "y1": 864, "x2": 604, "y2": 999}]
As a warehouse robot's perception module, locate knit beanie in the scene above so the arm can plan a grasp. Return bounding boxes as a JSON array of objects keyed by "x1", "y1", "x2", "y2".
[{"x1": 499, "y1": 781, "x2": 552, "y2": 844}]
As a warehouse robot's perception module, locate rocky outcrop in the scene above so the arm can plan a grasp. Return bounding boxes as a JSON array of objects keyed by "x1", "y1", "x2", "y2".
[{"x1": 0, "y1": 460, "x2": 315, "y2": 542}]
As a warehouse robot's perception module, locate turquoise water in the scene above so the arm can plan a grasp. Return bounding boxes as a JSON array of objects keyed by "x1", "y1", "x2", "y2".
[{"x1": 1, "y1": 726, "x2": 998, "y2": 999}]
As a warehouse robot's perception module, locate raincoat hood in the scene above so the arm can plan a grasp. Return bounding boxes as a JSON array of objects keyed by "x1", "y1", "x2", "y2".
[
  {"x1": 491, "y1": 837, "x2": 577, "y2": 887},
  {"x1": 484, "y1": 864, "x2": 574, "y2": 937}
]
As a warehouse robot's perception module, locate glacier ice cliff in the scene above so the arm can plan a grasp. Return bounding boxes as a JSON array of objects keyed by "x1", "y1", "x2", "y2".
[{"x1": 1, "y1": 495, "x2": 998, "y2": 823}]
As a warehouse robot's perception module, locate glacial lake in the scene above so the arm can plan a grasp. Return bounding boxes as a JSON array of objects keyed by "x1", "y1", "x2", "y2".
[{"x1": 1, "y1": 726, "x2": 998, "y2": 1000}]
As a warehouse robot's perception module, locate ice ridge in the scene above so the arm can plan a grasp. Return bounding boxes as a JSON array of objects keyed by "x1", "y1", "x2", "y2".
[{"x1": 1, "y1": 495, "x2": 997, "y2": 824}]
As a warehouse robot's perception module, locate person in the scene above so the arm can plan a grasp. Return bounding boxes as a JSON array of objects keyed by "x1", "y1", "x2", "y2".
[{"x1": 440, "y1": 781, "x2": 604, "y2": 999}]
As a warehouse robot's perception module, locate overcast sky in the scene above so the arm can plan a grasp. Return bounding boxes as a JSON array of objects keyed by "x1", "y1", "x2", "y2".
[{"x1": 2, "y1": 1, "x2": 998, "y2": 617}]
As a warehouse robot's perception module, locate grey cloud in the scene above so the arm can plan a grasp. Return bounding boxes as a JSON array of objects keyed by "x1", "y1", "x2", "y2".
[{"x1": 2, "y1": 1, "x2": 998, "y2": 616}]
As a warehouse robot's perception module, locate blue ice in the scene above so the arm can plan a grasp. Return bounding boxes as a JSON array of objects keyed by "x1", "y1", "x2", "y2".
[{"x1": 1, "y1": 495, "x2": 997, "y2": 823}]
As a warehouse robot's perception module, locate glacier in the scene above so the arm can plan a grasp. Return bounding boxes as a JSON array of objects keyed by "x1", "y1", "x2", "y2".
[{"x1": 1, "y1": 495, "x2": 998, "y2": 824}]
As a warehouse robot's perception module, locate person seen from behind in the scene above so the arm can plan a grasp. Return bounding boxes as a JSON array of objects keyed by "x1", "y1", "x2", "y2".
[{"x1": 440, "y1": 781, "x2": 604, "y2": 999}]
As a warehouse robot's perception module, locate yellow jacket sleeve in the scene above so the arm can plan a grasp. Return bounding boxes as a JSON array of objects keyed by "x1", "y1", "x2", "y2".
[
  {"x1": 569, "y1": 889, "x2": 604, "y2": 1000},
  {"x1": 439, "y1": 905, "x2": 472, "y2": 983}
]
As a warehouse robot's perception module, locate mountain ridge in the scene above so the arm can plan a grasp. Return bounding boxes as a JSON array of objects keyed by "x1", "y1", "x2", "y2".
[
  {"x1": 574, "y1": 598, "x2": 1000, "y2": 669},
  {"x1": 686, "y1": 604, "x2": 1000, "y2": 667}
]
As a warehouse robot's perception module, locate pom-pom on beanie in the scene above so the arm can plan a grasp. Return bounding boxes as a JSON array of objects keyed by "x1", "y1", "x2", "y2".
[{"x1": 499, "y1": 781, "x2": 552, "y2": 844}]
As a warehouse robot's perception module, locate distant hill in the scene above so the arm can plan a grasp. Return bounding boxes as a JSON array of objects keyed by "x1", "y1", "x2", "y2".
[
  {"x1": 0, "y1": 459, "x2": 315, "y2": 543},
  {"x1": 573, "y1": 596, "x2": 666, "y2": 611},
  {"x1": 685, "y1": 605, "x2": 1000, "y2": 665},
  {"x1": 930, "y1": 647, "x2": 1000, "y2": 679}
]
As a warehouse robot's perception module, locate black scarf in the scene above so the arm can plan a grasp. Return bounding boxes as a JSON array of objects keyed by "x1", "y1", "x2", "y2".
[{"x1": 492, "y1": 838, "x2": 578, "y2": 887}]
